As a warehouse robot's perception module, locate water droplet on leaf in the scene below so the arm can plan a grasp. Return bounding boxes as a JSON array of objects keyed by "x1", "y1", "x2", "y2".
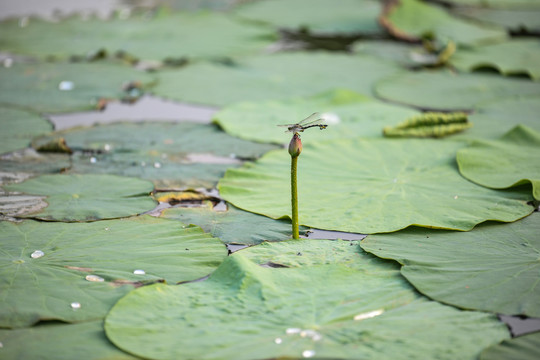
[
  {"x1": 302, "y1": 350, "x2": 316, "y2": 358},
  {"x1": 286, "y1": 328, "x2": 301, "y2": 335},
  {"x1": 104, "y1": 144, "x2": 111, "y2": 151},
  {"x1": 354, "y1": 309, "x2": 384, "y2": 321},
  {"x1": 30, "y1": 250, "x2": 44, "y2": 259},
  {"x1": 3, "y1": 58, "x2": 13, "y2": 68},
  {"x1": 153, "y1": 162, "x2": 162, "y2": 169},
  {"x1": 58, "y1": 81, "x2": 75, "y2": 91},
  {"x1": 70, "y1": 302, "x2": 81, "y2": 310},
  {"x1": 90, "y1": 157, "x2": 97, "y2": 163},
  {"x1": 133, "y1": 269, "x2": 146, "y2": 275},
  {"x1": 274, "y1": 338, "x2": 282, "y2": 344},
  {"x1": 85, "y1": 275, "x2": 104, "y2": 282}
]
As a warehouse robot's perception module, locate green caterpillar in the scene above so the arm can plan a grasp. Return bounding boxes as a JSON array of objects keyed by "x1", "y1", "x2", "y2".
[{"x1": 383, "y1": 112, "x2": 471, "y2": 138}]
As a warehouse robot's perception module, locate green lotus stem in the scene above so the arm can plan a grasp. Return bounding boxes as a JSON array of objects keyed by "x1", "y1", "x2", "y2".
[{"x1": 288, "y1": 132, "x2": 302, "y2": 239}]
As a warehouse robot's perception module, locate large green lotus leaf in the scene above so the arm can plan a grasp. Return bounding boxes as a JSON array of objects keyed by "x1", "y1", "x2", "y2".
[
  {"x1": 454, "y1": 96, "x2": 540, "y2": 140},
  {"x1": 3, "y1": 174, "x2": 156, "y2": 221},
  {"x1": 161, "y1": 205, "x2": 307, "y2": 245},
  {"x1": 213, "y1": 89, "x2": 420, "y2": 143},
  {"x1": 457, "y1": 125, "x2": 540, "y2": 200},
  {"x1": 361, "y1": 212, "x2": 540, "y2": 317},
  {"x1": 105, "y1": 245, "x2": 509, "y2": 360},
  {"x1": 152, "y1": 52, "x2": 401, "y2": 107},
  {"x1": 352, "y1": 40, "x2": 434, "y2": 67},
  {"x1": 450, "y1": 39, "x2": 540, "y2": 80},
  {"x1": 0, "y1": 62, "x2": 155, "y2": 113},
  {"x1": 0, "y1": 106, "x2": 52, "y2": 154},
  {"x1": 35, "y1": 122, "x2": 277, "y2": 189},
  {"x1": 0, "y1": 216, "x2": 227, "y2": 328},
  {"x1": 218, "y1": 138, "x2": 533, "y2": 234},
  {"x1": 479, "y1": 332, "x2": 540, "y2": 360},
  {"x1": 234, "y1": 0, "x2": 382, "y2": 35},
  {"x1": 452, "y1": 7, "x2": 540, "y2": 33},
  {"x1": 375, "y1": 70, "x2": 540, "y2": 111},
  {"x1": 0, "y1": 11, "x2": 275, "y2": 61},
  {"x1": 380, "y1": 0, "x2": 507, "y2": 46},
  {"x1": 0, "y1": 321, "x2": 137, "y2": 360}
]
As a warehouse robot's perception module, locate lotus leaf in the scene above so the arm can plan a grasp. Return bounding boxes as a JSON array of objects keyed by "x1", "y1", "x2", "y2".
[
  {"x1": 457, "y1": 125, "x2": 540, "y2": 200},
  {"x1": 375, "y1": 70, "x2": 540, "y2": 111},
  {"x1": 450, "y1": 39, "x2": 540, "y2": 80},
  {"x1": 361, "y1": 212, "x2": 540, "y2": 317},
  {"x1": 152, "y1": 52, "x2": 401, "y2": 106},
  {"x1": 3, "y1": 174, "x2": 156, "y2": 221},
  {"x1": 0, "y1": 62, "x2": 155, "y2": 113},
  {"x1": 479, "y1": 332, "x2": 540, "y2": 360},
  {"x1": 442, "y1": 0, "x2": 540, "y2": 8},
  {"x1": 219, "y1": 138, "x2": 533, "y2": 234},
  {"x1": 0, "y1": 321, "x2": 137, "y2": 360},
  {"x1": 352, "y1": 40, "x2": 437, "y2": 67},
  {"x1": 452, "y1": 7, "x2": 540, "y2": 33},
  {"x1": 0, "y1": 106, "x2": 52, "y2": 154},
  {"x1": 0, "y1": 11, "x2": 275, "y2": 61},
  {"x1": 213, "y1": 89, "x2": 420, "y2": 143},
  {"x1": 105, "y1": 243, "x2": 509, "y2": 360},
  {"x1": 234, "y1": 0, "x2": 382, "y2": 35},
  {"x1": 0, "y1": 216, "x2": 227, "y2": 328},
  {"x1": 380, "y1": 0, "x2": 507, "y2": 46},
  {"x1": 0, "y1": 149, "x2": 70, "y2": 185},
  {"x1": 161, "y1": 205, "x2": 307, "y2": 245}
]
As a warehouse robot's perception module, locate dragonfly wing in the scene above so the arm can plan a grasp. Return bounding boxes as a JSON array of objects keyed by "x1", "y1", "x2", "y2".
[{"x1": 297, "y1": 112, "x2": 321, "y2": 126}]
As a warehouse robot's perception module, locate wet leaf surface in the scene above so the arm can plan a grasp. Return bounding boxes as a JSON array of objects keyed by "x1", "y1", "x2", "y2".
[
  {"x1": 361, "y1": 212, "x2": 540, "y2": 317},
  {"x1": 234, "y1": 0, "x2": 383, "y2": 35},
  {"x1": 152, "y1": 52, "x2": 401, "y2": 106},
  {"x1": 219, "y1": 138, "x2": 533, "y2": 234},
  {"x1": 0, "y1": 320, "x2": 138, "y2": 360},
  {"x1": 0, "y1": 216, "x2": 227, "y2": 328},
  {"x1": 214, "y1": 89, "x2": 420, "y2": 144},
  {"x1": 0, "y1": 11, "x2": 276, "y2": 61},
  {"x1": 104, "y1": 241, "x2": 508, "y2": 360},
  {"x1": 3, "y1": 174, "x2": 156, "y2": 221},
  {"x1": 0, "y1": 106, "x2": 52, "y2": 155},
  {"x1": 451, "y1": 39, "x2": 540, "y2": 80},
  {"x1": 380, "y1": 0, "x2": 507, "y2": 46},
  {"x1": 0, "y1": 62, "x2": 156, "y2": 113},
  {"x1": 457, "y1": 125, "x2": 540, "y2": 200},
  {"x1": 375, "y1": 70, "x2": 540, "y2": 111}
]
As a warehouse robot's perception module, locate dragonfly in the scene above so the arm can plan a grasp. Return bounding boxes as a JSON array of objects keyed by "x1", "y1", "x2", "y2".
[{"x1": 277, "y1": 113, "x2": 328, "y2": 133}]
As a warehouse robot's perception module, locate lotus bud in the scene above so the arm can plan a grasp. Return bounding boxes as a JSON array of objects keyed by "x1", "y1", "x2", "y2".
[{"x1": 288, "y1": 133, "x2": 302, "y2": 158}]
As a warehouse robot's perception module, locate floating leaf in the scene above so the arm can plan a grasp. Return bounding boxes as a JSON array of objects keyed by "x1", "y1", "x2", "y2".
[
  {"x1": 383, "y1": 112, "x2": 471, "y2": 138},
  {"x1": 479, "y1": 332, "x2": 540, "y2": 360},
  {"x1": 0, "y1": 106, "x2": 52, "y2": 155},
  {"x1": 161, "y1": 205, "x2": 307, "y2": 245},
  {"x1": 104, "y1": 242, "x2": 509, "y2": 360},
  {"x1": 0, "y1": 216, "x2": 227, "y2": 328},
  {"x1": 375, "y1": 70, "x2": 540, "y2": 111},
  {"x1": 3, "y1": 174, "x2": 156, "y2": 221},
  {"x1": 34, "y1": 122, "x2": 277, "y2": 189},
  {"x1": 218, "y1": 138, "x2": 533, "y2": 234},
  {"x1": 214, "y1": 89, "x2": 419, "y2": 143},
  {"x1": 457, "y1": 125, "x2": 540, "y2": 200},
  {"x1": 361, "y1": 212, "x2": 540, "y2": 317},
  {"x1": 0, "y1": 321, "x2": 137, "y2": 360},
  {"x1": 234, "y1": 0, "x2": 382, "y2": 35},
  {"x1": 441, "y1": 0, "x2": 540, "y2": 8},
  {"x1": 0, "y1": 62, "x2": 155, "y2": 113},
  {"x1": 152, "y1": 52, "x2": 401, "y2": 106},
  {"x1": 380, "y1": 0, "x2": 507, "y2": 46},
  {"x1": 451, "y1": 39, "x2": 540, "y2": 80},
  {"x1": 0, "y1": 149, "x2": 71, "y2": 185},
  {"x1": 352, "y1": 40, "x2": 438, "y2": 67},
  {"x1": 452, "y1": 7, "x2": 540, "y2": 33},
  {"x1": 0, "y1": 11, "x2": 275, "y2": 61}
]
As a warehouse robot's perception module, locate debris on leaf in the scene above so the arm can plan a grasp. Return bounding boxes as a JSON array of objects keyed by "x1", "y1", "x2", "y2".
[{"x1": 383, "y1": 112, "x2": 471, "y2": 138}]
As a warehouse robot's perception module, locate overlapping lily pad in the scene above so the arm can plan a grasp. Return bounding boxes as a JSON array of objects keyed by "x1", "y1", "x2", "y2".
[
  {"x1": 361, "y1": 212, "x2": 540, "y2": 317},
  {"x1": 0, "y1": 216, "x2": 227, "y2": 328},
  {"x1": 213, "y1": 89, "x2": 420, "y2": 143},
  {"x1": 452, "y1": 7, "x2": 540, "y2": 33},
  {"x1": 218, "y1": 138, "x2": 534, "y2": 234},
  {"x1": 0, "y1": 106, "x2": 52, "y2": 154},
  {"x1": 152, "y1": 52, "x2": 401, "y2": 106},
  {"x1": 0, "y1": 62, "x2": 155, "y2": 113},
  {"x1": 457, "y1": 125, "x2": 540, "y2": 200},
  {"x1": 161, "y1": 205, "x2": 306, "y2": 245},
  {"x1": 450, "y1": 39, "x2": 540, "y2": 80},
  {"x1": 3, "y1": 174, "x2": 156, "y2": 221},
  {"x1": 380, "y1": 0, "x2": 507, "y2": 46},
  {"x1": 104, "y1": 241, "x2": 509, "y2": 360},
  {"x1": 234, "y1": 0, "x2": 382, "y2": 35},
  {"x1": 479, "y1": 332, "x2": 540, "y2": 360},
  {"x1": 375, "y1": 70, "x2": 540, "y2": 111},
  {"x1": 0, "y1": 321, "x2": 137, "y2": 360},
  {"x1": 35, "y1": 121, "x2": 278, "y2": 188},
  {"x1": 0, "y1": 11, "x2": 275, "y2": 61},
  {"x1": 0, "y1": 149, "x2": 71, "y2": 185}
]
